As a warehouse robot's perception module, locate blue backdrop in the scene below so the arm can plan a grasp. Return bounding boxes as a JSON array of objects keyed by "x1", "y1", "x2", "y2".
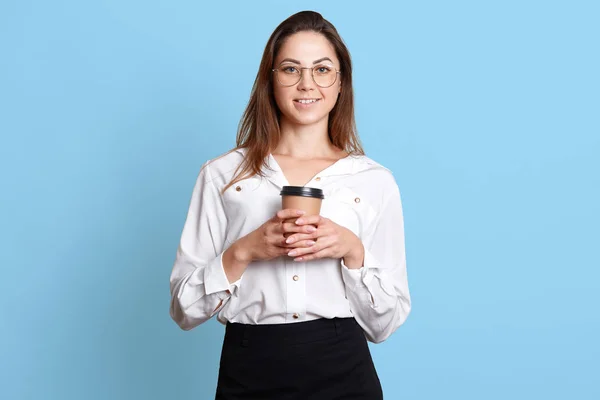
[{"x1": 1, "y1": 1, "x2": 599, "y2": 399}]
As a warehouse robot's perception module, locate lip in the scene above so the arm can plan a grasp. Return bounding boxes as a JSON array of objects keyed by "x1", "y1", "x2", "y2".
[{"x1": 293, "y1": 99, "x2": 321, "y2": 109}]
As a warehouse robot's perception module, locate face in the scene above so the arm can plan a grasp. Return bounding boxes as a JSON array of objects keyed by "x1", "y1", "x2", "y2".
[{"x1": 272, "y1": 31, "x2": 342, "y2": 127}]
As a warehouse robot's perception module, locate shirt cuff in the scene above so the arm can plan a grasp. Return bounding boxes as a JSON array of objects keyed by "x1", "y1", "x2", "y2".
[
  {"x1": 341, "y1": 248, "x2": 381, "y2": 286},
  {"x1": 203, "y1": 252, "x2": 242, "y2": 297}
]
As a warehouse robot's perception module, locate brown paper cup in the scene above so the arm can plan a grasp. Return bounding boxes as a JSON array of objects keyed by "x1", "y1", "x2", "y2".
[{"x1": 280, "y1": 186, "x2": 324, "y2": 238}]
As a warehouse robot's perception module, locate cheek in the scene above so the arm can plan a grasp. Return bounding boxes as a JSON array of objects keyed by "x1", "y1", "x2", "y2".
[
  {"x1": 273, "y1": 86, "x2": 292, "y2": 109},
  {"x1": 322, "y1": 88, "x2": 340, "y2": 110}
]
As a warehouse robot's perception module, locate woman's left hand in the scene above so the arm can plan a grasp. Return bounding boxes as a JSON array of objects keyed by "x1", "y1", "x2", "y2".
[{"x1": 284, "y1": 215, "x2": 365, "y2": 269}]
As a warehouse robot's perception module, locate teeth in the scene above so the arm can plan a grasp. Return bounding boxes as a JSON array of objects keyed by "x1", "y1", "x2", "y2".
[{"x1": 297, "y1": 99, "x2": 318, "y2": 104}]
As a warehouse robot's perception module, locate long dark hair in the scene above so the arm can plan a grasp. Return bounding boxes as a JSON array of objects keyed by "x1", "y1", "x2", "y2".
[{"x1": 223, "y1": 10, "x2": 363, "y2": 193}]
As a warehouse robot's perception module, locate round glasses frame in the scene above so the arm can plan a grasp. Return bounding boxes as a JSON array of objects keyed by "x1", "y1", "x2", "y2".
[{"x1": 271, "y1": 66, "x2": 341, "y2": 88}]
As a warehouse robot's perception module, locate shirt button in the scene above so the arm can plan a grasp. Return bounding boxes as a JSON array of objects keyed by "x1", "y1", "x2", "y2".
[
  {"x1": 235, "y1": 186, "x2": 242, "y2": 192},
  {"x1": 315, "y1": 177, "x2": 321, "y2": 181},
  {"x1": 293, "y1": 275, "x2": 299, "y2": 281},
  {"x1": 292, "y1": 313, "x2": 299, "y2": 319},
  {"x1": 354, "y1": 197, "x2": 361, "y2": 203}
]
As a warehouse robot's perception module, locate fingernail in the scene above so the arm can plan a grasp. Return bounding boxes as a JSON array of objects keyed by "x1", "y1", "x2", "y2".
[
  {"x1": 307, "y1": 240, "x2": 315, "y2": 246},
  {"x1": 295, "y1": 218, "x2": 303, "y2": 225},
  {"x1": 296, "y1": 210, "x2": 305, "y2": 215},
  {"x1": 307, "y1": 226, "x2": 316, "y2": 232},
  {"x1": 294, "y1": 257, "x2": 303, "y2": 262},
  {"x1": 286, "y1": 237, "x2": 295, "y2": 244},
  {"x1": 288, "y1": 250, "x2": 297, "y2": 257}
]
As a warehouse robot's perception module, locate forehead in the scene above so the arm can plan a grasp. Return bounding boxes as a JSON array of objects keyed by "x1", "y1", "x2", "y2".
[{"x1": 275, "y1": 31, "x2": 338, "y2": 65}]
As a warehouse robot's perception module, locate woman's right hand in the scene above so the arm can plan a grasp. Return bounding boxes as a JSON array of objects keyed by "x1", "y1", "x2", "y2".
[
  {"x1": 223, "y1": 209, "x2": 317, "y2": 283},
  {"x1": 244, "y1": 208, "x2": 319, "y2": 261}
]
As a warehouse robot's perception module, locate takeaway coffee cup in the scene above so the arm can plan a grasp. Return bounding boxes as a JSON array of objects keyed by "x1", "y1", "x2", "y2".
[
  {"x1": 280, "y1": 186, "x2": 324, "y2": 215},
  {"x1": 280, "y1": 186, "x2": 324, "y2": 237}
]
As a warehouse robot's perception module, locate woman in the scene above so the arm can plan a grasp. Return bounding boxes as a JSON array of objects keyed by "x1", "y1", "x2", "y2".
[{"x1": 169, "y1": 10, "x2": 411, "y2": 400}]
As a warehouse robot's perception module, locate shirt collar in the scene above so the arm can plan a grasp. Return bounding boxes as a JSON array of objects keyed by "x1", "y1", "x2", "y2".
[{"x1": 233, "y1": 147, "x2": 376, "y2": 187}]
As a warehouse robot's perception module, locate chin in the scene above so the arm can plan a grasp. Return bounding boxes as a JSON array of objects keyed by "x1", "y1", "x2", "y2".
[
  {"x1": 293, "y1": 117, "x2": 326, "y2": 126},
  {"x1": 286, "y1": 111, "x2": 329, "y2": 126}
]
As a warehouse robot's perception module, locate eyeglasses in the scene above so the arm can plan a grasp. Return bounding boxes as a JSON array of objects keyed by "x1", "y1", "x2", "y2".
[{"x1": 271, "y1": 64, "x2": 341, "y2": 88}]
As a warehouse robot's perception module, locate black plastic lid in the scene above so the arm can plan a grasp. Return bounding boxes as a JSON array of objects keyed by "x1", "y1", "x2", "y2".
[{"x1": 280, "y1": 186, "x2": 324, "y2": 199}]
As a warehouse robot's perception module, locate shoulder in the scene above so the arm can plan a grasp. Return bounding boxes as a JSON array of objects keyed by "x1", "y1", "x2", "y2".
[
  {"x1": 352, "y1": 155, "x2": 398, "y2": 186},
  {"x1": 348, "y1": 154, "x2": 402, "y2": 206},
  {"x1": 199, "y1": 148, "x2": 246, "y2": 185}
]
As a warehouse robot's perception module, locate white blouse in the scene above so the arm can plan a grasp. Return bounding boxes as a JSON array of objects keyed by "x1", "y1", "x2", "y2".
[{"x1": 169, "y1": 148, "x2": 411, "y2": 343}]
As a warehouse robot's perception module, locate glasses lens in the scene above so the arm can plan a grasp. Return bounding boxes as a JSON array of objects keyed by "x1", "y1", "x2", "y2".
[
  {"x1": 313, "y1": 65, "x2": 337, "y2": 87},
  {"x1": 277, "y1": 66, "x2": 301, "y2": 86}
]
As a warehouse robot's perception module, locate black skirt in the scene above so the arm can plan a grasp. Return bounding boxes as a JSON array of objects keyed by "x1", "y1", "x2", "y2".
[{"x1": 215, "y1": 317, "x2": 383, "y2": 400}]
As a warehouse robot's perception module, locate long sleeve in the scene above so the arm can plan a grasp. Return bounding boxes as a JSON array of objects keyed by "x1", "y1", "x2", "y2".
[
  {"x1": 169, "y1": 162, "x2": 239, "y2": 330},
  {"x1": 340, "y1": 183, "x2": 411, "y2": 343}
]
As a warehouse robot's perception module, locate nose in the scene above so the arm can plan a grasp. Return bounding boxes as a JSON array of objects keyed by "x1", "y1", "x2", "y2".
[{"x1": 296, "y1": 68, "x2": 315, "y2": 91}]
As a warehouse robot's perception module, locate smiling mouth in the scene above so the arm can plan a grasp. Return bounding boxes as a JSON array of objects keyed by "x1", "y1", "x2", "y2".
[{"x1": 294, "y1": 99, "x2": 321, "y2": 104}]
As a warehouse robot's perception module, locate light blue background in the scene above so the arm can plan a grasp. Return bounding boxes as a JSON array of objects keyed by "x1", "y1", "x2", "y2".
[{"x1": 1, "y1": 1, "x2": 599, "y2": 399}]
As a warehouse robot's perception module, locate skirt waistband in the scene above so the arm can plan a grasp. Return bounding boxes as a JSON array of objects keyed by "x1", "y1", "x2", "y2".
[{"x1": 224, "y1": 317, "x2": 358, "y2": 347}]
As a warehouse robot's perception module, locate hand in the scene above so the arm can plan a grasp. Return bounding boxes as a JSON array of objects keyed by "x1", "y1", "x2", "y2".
[
  {"x1": 238, "y1": 209, "x2": 319, "y2": 262},
  {"x1": 223, "y1": 209, "x2": 319, "y2": 283},
  {"x1": 284, "y1": 216, "x2": 365, "y2": 268}
]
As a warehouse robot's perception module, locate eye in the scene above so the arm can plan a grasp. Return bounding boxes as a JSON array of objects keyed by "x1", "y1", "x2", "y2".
[
  {"x1": 314, "y1": 65, "x2": 333, "y2": 75},
  {"x1": 282, "y1": 66, "x2": 298, "y2": 74}
]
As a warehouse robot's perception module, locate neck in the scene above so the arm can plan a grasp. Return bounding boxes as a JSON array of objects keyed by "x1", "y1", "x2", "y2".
[{"x1": 274, "y1": 116, "x2": 338, "y2": 159}]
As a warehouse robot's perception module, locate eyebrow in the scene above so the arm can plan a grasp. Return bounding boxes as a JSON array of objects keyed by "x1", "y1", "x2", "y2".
[{"x1": 279, "y1": 57, "x2": 334, "y2": 65}]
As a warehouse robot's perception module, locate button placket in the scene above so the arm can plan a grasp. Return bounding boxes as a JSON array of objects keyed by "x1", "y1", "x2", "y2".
[{"x1": 285, "y1": 259, "x2": 306, "y2": 321}]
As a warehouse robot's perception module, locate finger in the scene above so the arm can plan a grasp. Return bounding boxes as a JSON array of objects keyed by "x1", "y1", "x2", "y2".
[
  {"x1": 271, "y1": 238, "x2": 299, "y2": 255},
  {"x1": 282, "y1": 221, "x2": 317, "y2": 234},
  {"x1": 285, "y1": 239, "x2": 316, "y2": 249},
  {"x1": 288, "y1": 236, "x2": 334, "y2": 259},
  {"x1": 287, "y1": 237, "x2": 330, "y2": 258},
  {"x1": 276, "y1": 209, "x2": 306, "y2": 221},
  {"x1": 279, "y1": 245, "x2": 292, "y2": 256},
  {"x1": 279, "y1": 223, "x2": 315, "y2": 240},
  {"x1": 294, "y1": 248, "x2": 332, "y2": 262},
  {"x1": 294, "y1": 215, "x2": 324, "y2": 226},
  {"x1": 285, "y1": 226, "x2": 331, "y2": 244},
  {"x1": 285, "y1": 233, "x2": 311, "y2": 244},
  {"x1": 284, "y1": 232, "x2": 315, "y2": 244},
  {"x1": 286, "y1": 245, "x2": 314, "y2": 258}
]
